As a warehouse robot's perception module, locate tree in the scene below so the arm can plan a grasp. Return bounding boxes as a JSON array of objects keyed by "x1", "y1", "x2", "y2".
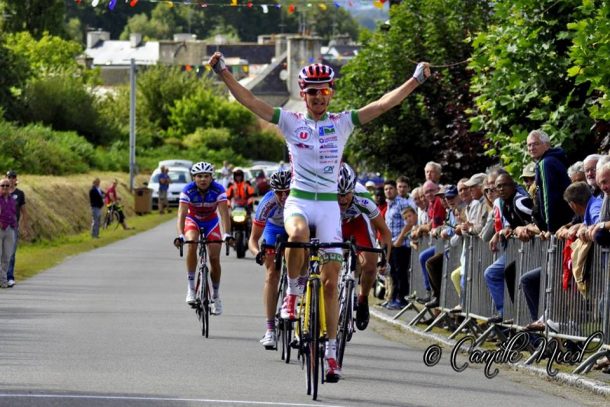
[
  {"x1": 0, "y1": 34, "x2": 29, "y2": 120},
  {"x1": 0, "y1": 0, "x2": 65, "y2": 39},
  {"x1": 469, "y1": 0, "x2": 595, "y2": 175},
  {"x1": 333, "y1": 0, "x2": 492, "y2": 182}
]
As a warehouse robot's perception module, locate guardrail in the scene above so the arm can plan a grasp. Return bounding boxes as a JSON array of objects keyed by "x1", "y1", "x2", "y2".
[{"x1": 392, "y1": 234, "x2": 610, "y2": 375}]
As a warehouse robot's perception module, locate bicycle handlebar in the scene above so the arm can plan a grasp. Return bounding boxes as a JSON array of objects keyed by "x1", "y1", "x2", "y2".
[{"x1": 177, "y1": 239, "x2": 226, "y2": 257}]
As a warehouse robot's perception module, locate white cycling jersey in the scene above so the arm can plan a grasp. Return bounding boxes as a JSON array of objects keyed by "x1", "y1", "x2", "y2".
[{"x1": 271, "y1": 108, "x2": 360, "y2": 200}]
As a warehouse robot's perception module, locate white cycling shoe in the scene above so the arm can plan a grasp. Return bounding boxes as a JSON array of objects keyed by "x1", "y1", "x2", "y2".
[
  {"x1": 261, "y1": 330, "x2": 277, "y2": 349},
  {"x1": 185, "y1": 288, "x2": 196, "y2": 305},
  {"x1": 211, "y1": 298, "x2": 223, "y2": 315}
]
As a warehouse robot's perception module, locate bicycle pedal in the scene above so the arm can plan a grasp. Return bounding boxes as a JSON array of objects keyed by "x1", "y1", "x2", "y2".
[{"x1": 264, "y1": 345, "x2": 277, "y2": 351}]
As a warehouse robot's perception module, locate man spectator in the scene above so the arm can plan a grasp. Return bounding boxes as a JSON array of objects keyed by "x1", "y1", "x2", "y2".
[
  {"x1": 365, "y1": 180, "x2": 377, "y2": 195},
  {"x1": 6, "y1": 170, "x2": 25, "y2": 288},
  {"x1": 583, "y1": 154, "x2": 603, "y2": 197},
  {"x1": 424, "y1": 161, "x2": 442, "y2": 184},
  {"x1": 158, "y1": 166, "x2": 171, "y2": 214},
  {"x1": 396, "y1": 175, "x2": 411, "y2": 199},
  {"x1": 226, "y1": 168, "x2": 255, "y2": 213},
  {"x1": 590, "y1": 159, "x2": 610, "y2": 246},
  {"x1": 411, "y1": 186, "x2": 429, "y2": 226},
  {"x1": 567, "y1": 161, "x2": 586, "y2": 183},
  {"x1": 527, "y1": 130, "x2": 573, "y2": 234},
  {"x1": 383, "y1": 180, "x2": 416, "y2": 309},
  {"x1": 89, "y1": 178, "x2": 104, "y2": 239},
  {"x1": 485, "y1": 171, "x2": 534, "y2": 323},
  {"x1": 219, "y1": 161, "x2": 232, "y2": 188},
  {"x1": 0, "y1": 177, "x2": 17, "y2": 288},
  {"x1": 520, "y1": 163, "x2": 537, "y2": 198}
]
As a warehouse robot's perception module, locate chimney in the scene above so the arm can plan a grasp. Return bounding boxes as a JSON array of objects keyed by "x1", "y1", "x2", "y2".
[
  {"x1": 130, "y1": 33, "x2": 143, "y2": 48},
  {"x1": 86, "y1": 31, "x2": 110, "y2": 49}
]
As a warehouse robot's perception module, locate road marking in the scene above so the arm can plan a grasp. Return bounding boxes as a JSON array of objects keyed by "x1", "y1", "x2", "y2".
[{"x1": 0, "y1": 393, "x2": 345, "y2": 407}]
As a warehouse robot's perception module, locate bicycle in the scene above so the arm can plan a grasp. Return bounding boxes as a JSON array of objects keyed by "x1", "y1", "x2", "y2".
[
  {"x1": 274, "y1": 239, "x2": 352, "y2": 400},
  {"x1": 336, "y1": 241, "x2": 387, "y2": 369},
  {"x1": 176, "y1": 234, "x2": 229, "y2": 338},
  {"x1": 103, "y1": 203, "x2": 122, "y2": 230}
]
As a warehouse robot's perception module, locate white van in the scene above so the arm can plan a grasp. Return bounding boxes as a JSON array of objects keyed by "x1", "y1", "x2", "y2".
[{"x1": 148, "y1": 160, "x2": 193, "y2": 209}]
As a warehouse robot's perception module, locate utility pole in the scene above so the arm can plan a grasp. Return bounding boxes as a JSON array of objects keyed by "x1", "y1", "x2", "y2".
[{"x1": 129, "y1": 58, "x2": 136, "y2": 192}]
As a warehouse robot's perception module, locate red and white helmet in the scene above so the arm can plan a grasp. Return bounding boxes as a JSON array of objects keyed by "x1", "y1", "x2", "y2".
[{"x1": 298, "y1": 63, "x2": 335, "y2": 89}]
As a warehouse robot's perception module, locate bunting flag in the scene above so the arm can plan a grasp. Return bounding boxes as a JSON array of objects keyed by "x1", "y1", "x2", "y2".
[{"x1": 80, "y1": 0, "x2": 387, "y2": 10}]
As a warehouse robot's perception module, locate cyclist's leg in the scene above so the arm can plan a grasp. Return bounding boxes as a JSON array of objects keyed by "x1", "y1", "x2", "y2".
[
  {"x1": 184, "y1": 217, "x2": 200, "y2": 303},
  {"x1": 283, "y1": 196, "x2": 310, "y2": 286},
  {"x1": 201, "y1": 218, "x2": 223, "y2": 294}
]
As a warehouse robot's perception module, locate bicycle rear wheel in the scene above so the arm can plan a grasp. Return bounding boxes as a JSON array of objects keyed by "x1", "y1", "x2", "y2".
[
  {"x1": 309, "y1": 278, "x2": 320, "y2": 400},
  {"x1": 337, "y1": 279, "x2": 354, "y2": 368}
]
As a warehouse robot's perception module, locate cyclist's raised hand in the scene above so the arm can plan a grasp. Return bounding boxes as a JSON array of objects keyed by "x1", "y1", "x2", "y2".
[
  {"x1": 412, "y1": 62, "x2": 431, "y2": 84},
  {"x1": 255, "y1": 251, "x2": 266, "y2": 265},
  {"x1": 208, "y1": 52, "x2": 227, "y2": 75},
  {"x1": 173, "y1": 234, "x2": 185, "y2": 248}
]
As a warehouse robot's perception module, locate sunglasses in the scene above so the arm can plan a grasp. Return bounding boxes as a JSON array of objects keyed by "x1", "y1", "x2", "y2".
[
  {"x1": 0, "y1": 184, "x2": 9, "y2": 188},
  {"x1": 303, "y1": 88, "x2": 332, "y2": 96}
]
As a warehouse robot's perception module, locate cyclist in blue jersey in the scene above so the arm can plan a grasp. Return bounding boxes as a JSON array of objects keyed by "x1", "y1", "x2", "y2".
[
  {"x1": 175, "y1": 161, "x2": 233, "y2": 315},
  {"x1": 209, "y1": 51, "x2": 430, "y2": 382},
  {"x1": 248, "y1": 170, "x2": 294, "y2": 349}
]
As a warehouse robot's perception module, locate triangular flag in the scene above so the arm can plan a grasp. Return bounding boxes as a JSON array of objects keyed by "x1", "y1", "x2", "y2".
[
  {"x1": 231, "y1": 0, "x2": 237, "y2": 6},
  {"x1": 261, "y1": 4, "x2": 268, "y2": 13},
  {"x1": 109, "y1": 0, "x2": 117, "y2": 10},
  {"x1": 288, "y1": 4, "x2": 295, "y2": 13},
  {"x1": 319, "y1": 3, "x2": 328, "y2": 11},
  {"x1": 91, "y1": 0, "x2": 100, "y2": 7},
  {"x1": 129, "y1": 0, "x2": 139, "y2": 7}
]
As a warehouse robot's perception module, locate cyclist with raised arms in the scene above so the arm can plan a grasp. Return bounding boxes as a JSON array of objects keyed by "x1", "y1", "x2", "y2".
[
  {"x1": 338, "y1": 163, "x2": 393, "y2": 331},
  {"x1": 208, "y1": 51, "x2": 430, "y2": 382},
  {"x1": 175, "y1": 161, "x2": 233, "y2": 315},
  {"x1": 248, "y1": 170, "x2": 295, "y2": 349}
]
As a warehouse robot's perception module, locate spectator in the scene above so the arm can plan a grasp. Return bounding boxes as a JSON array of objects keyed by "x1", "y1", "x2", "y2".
[
  {"x1": 413, "y1": 180, "x2": 445, "y2": 303},
  {"x1": 277, "y1": 160, "x2": 287, "y2": 172},
  {"x1": 396, "y1": 175, "x2": 411, "y2": 199},
  {"x1": 105, "y1": 179, "x2": 132, "y2": 230},
  {"x1": 6, "y1": 170, "x2": 26, "y2": 288},
  {"x1": 220, "y1": 161, "x2": 232, "y2": 188},
  {"x1": 520, "y1": 163, "x2": 537, "y2": 198},
  {"x1": 89, "y1": 178, "x2": 105, "y2": 239},
  {"x1": 424, "y1": 161, "x2": 442, "y2": 183},
  {"x1": 411, "y1": 186, "x2": 430, "y2": 227},
  {"x1": 590, "y1": 159, "x2": 610, "y2": 246},
  {"x1": 0, "y1": 177, "x2": 17, "y2": 288},
  {"x1": 158, "y1": 166, "x2": 171, "y2": 214},
  {"x1": 485, "y1": 171, "x2": 534, "y2": 323},
  {"x1": 455, "y1": 178, "x2": 471, "y2": 222},
  {"x1": 373, "y1": 187, "x2": 387, "y2": 215},
  {"x1": 254, "y1": 171, "x2": 270, "y2": 196},
  {"x1": 365, "y1": 180, "x2": 377, "y2": 195},
  {"x1": 425, "y1": 184, "x2": 460, "y2": 309},
  {"x1": 527, "y1": 129, "x2": 573, "y2": 234},
  {"x1": 583, "y1": 154, "x2": 603, "y2": 197},
  {"x1": 567, "y1": 161, "x2": 586, "y2": 183},
  {"x1": 383, "y1": 180, "x2": 416, "y2": 310}
]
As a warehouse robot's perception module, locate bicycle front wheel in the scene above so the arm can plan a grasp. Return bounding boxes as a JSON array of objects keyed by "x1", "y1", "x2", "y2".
[
  {"x1": 337, "y1": 279, "x2": 354, "y2": 368},
  {"x1": 199, "y1": 266, "x2": 210, "y2": 338},
  {"x1": 309, "y1": 278, "x2": 320, "y2": 400}
]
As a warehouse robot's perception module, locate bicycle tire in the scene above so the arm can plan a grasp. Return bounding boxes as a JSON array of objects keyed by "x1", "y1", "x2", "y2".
[
  {"x1": 102, "y1": 211, "x2": 112, "y2": 229},
  {"x1": 275, "y1": 268, "x2": 286, "y2": 358},
  {"x1": 337, "y1": 279, "x2": 354, "y2": 368},
  {"x1": 200, "y1": 266, "x2": 210, "y2": 338},
  {"x1": 309, "y1": 278, "x2": 320, "y2": 400},
  {"x1": 111, "y1": 211, "x2": 121, "y2": 230},
  {"x1": 302, "y1": 317, "x2": 312, "y2": 396}
]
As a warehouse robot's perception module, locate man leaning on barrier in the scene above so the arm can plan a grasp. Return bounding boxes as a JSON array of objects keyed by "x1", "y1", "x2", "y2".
[{"x1": 589, "y1": 159, "x2": 610, "y2": 246}]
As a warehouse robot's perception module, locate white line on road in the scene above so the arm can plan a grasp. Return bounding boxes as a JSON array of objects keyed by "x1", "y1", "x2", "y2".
[{"x1": 0, "y1": 393, "x2": 346, "y2": 407}]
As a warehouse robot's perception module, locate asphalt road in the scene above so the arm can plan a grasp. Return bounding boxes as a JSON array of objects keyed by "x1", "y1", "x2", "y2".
[{"x1": 0, "y1": 221, "x2": 604, "y2": 406}]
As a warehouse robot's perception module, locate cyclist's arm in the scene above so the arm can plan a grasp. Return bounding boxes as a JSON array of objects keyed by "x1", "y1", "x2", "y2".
[
  {"x1": 210, "y1": 52, "x2": 274, "y2": 122},
  {"x1": 248, "y1": 223, "x2": 264, "y2": 256},
  {"x1": 371, "y1": 214, "x2": 392, "y2": 261},
  {"x1": 356, "y1": 62, "x2": 430, "y2": 126},
  {"x1": 217, "y1": 200, "x2": 231, "y2": 236},
  {"x1": 177, "y1": 202, "x2": 188, "y2": 236}
]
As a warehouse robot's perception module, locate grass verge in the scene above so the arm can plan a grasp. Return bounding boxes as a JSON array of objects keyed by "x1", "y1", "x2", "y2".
[{"x1": 14, "y1": 212, "x2": 174, "y2": 282}]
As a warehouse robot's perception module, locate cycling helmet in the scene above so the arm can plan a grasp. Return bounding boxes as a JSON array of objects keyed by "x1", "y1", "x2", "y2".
[
  {"x1": 338, "y1": 163, "x2": 357, "y2": 194},
  {"x1": 298, "y1": 63, "x2": 335, "y2": 89},
  {"x1": 191, "y1": 161, "x2": 215, "y2": 175},
  {"x1": 270, "y1": 170, "x2": 291, "y2": 191}
]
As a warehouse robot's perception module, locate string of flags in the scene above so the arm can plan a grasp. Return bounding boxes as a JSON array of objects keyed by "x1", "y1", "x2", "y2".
[{"x1": 74, "y1": 0, "x2": 391, "y2": 13}]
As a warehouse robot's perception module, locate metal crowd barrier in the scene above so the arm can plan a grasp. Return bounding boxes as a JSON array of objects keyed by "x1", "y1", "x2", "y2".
[{"x1": 389, "y1": 232, "x2": 610, "y2": 376}]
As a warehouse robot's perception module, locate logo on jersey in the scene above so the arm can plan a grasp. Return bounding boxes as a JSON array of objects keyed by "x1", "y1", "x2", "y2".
[
  {"x1": 320, "y1": 143, "x2": 338, "y2": 149},
  {"x1": 295, "y1": 127, "x2": 312, "y2": 141},
  {"x1": 319, "y1": 136, "x2": 337, "y2": 143},
  {"x1": 319, "y1": 126, "x2": 336, "y2": 136},
  {"x1": 295, "y1": 143, "x2": 313, "y2": 150},
  {"x1": 323, "y1": 165, "x2": 334, "y2": 174}
]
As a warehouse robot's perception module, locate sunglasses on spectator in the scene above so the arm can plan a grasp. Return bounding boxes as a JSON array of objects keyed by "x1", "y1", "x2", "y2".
[
  {"x1": 303, "y1": 88, "x2": 332, "y2": 96},
  {"x1": 0, "y1": 184, "x2": 10, "y2": 187},
  {"x1": 484, "y1": 188, "x2": 496, "y2": 194}
]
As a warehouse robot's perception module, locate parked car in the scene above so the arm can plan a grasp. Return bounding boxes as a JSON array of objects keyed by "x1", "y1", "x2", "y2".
[{"x1": 148, "y1": 160, "x2": 193, "y2": 209}]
